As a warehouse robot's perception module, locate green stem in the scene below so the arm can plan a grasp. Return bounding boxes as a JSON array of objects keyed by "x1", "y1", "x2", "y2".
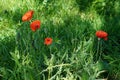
[
  {"x1": 96, "y1": 38, "x2": 100, "y2": 61},
  {"x1": 99, "y1": 40, "x2": 102, "y2": 60}
]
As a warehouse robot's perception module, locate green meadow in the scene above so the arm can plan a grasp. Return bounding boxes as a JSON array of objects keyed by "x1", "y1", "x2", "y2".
[{"x1": 0, "y1": 0, "x2": 120, "y2": 80}]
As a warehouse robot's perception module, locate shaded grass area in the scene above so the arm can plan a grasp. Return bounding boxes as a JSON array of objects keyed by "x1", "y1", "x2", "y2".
[
  {"x1": 102, "y1": 13, "x2": 120, "y2": 80},
  {"x1": 76, "y1": 0, "x2": 120, "y2": 79},
  {"x1": 0, "y1": 36, "x2": 15, "y2": 67},
  {"x1": 0, "y1": 0, "x2": 120, "y2": 80}
]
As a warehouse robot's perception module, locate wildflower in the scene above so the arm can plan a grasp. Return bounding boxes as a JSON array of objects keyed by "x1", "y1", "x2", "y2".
[
  {"x1": 22, "y1": 10, "x2": 34, "y2": 21},
  {"x1": 30, "y1": 20, "x2": 41, "y2": 32},
  {"x1": 44, "y1": 38, "x2": 53, "y2": 45},
  {"x1": 96, "y1": 30, "x2": 108, "y2": 40}
]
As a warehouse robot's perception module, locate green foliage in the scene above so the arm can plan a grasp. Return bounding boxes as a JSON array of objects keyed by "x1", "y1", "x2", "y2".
[{"x1": 0, "y1": 0, "x2": 120, "y2": 80}]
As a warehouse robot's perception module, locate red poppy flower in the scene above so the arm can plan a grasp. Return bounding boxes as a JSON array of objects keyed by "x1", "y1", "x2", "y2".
[
  {"x1": 96, "y1": 30, "x2": 108, "y2": 40},
  {"x1": 22, "y1": 10, "x2": 34, "y2": 21},
  {"x1": 44, "y1": 38, "x2": 53, "y2": 45},
  {"x1": 30, "y1": 20, "x2": 41, "y2": 32}
]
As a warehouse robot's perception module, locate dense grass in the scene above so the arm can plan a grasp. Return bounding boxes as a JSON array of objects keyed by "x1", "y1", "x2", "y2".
[{"x1": 0, "y1": 0, "x2": 120, "y2": 80}]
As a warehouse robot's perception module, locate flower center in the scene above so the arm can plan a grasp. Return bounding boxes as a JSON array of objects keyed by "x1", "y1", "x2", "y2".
[
  {"x1": 47, "y1": 39, "x2": 50, "y2": 41},
  {"x1": 35, "y1": 24, "x2": 39, "y2": 28}
]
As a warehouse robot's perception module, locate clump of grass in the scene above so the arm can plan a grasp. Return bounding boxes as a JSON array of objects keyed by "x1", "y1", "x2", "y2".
[{"x1": 0, "y1": 0, "x2": 120, "y2": 80}]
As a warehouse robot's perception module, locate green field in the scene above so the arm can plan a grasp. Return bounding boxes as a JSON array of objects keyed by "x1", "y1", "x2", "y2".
[{"x1": 0, "y1": 0, "x2": 120, "y2": 80}]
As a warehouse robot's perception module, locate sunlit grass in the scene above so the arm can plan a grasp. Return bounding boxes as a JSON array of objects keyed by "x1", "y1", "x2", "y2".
[{"x1": 0, "y1": 0, "x2": 120, "y2": 80}]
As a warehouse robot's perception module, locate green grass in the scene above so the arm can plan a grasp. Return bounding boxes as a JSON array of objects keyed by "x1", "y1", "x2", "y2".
[{"x1": 0, "y1": 0, "x2": 120, "y2": 80}]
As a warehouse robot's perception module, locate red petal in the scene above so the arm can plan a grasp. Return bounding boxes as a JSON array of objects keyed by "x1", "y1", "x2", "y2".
[
  {"x1": 22, "y1": 10, "x2": 34, "y2": 21},
  {"x1": 30, "y1": 20, "x2": 41, "y2": 32}
]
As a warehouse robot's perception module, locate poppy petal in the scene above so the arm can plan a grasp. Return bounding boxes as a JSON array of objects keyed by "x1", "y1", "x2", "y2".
[
  {"x1": 30, "y1": 20, "x2": 41, "y2": 32},
  {"x1": 22, "y1": 10, "x2": 34, "y2": 21},
  {"x1": 44, "y1": 38, "x2": 53, "y2": 45},
  {"x1": 104, "y1": 37, "x2": 108, "y2": 40},
  {"x1": 96, "y1": 30, "x2": 108, "y2": 40}
]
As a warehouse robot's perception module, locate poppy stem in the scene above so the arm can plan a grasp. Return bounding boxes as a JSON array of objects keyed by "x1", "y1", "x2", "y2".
[
  {"x1": 99, "y1": 40, "x2": 102, "y2": 60},
  {"x1": 29, "y1": 20, "x2": 32, "y2": 23},
  {"x1": 98, "y1": 42, "x2": 102, "y2": 60},
  {"x1": 96, "y1": 38, "x2": 100, "y2": 61},
  {"x1": 31, "y1": 33, "x2": 37, "y2": 50}
]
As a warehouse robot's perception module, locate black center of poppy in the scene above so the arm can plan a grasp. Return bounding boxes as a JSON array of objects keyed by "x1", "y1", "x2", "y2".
[
  {"x1": 35, "y1": 24, "x2": 39, "y2": 28},
  {"x1": 47, "y1": 39, "x2": 50, "y2": 41}
]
